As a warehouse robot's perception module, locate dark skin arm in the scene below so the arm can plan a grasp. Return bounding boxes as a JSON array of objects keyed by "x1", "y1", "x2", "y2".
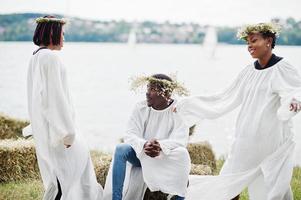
[{"x1": 144, "y1": 139, "x2": 161, "y2": 157}]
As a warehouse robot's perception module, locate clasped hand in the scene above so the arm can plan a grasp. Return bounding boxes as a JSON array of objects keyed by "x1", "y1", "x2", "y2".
[{"x1": 143, "y1": 139, "x2": 161, "y2": 158}]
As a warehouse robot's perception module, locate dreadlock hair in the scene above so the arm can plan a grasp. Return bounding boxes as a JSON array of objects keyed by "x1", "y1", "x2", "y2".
[
  {"x1": 150, "y1": 74, "x2": 174, "y2": 96},
  {"x1": 260, "y1": 32, "x2": 277, "y2": 49},
  {"x1": 151, "y1": 74, "x2": 173, "y2": 88}
]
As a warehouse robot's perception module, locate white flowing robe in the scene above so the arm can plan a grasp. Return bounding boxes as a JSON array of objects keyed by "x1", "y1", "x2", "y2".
[
  {"x1": 103, "y1": 100, "x2": 191, "y2": 199},
  {"x1": 24, "y1": 49, "x2": 103, "y2": 200},
  {"x1": 177, "y1": 59, "x2": 301, "y2": 200}
]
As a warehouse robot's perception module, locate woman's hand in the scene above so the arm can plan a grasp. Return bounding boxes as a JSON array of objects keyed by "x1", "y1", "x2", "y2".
[
  {"x1": 63, "y1": 135, "x2": 74, "y2": 148},
  {"x1": 290, "y1": 98, "x2": 301, "y2": 112}
]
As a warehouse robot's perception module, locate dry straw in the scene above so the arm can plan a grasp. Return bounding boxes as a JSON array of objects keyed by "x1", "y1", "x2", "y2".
[
  {"x1": 0, "y1": 140, "x2": 114, "y2": 184},
  {"x1": 187, "y1": 141, "x2": 216, "y2": 170},
  {"x1": 1, "y1": 113, "x2": 216, "y2": 199},
  {"x1": 0, "y1": 139, "x2": 40, "y2": 182},
  {"x1": 0, "y1": 114, "x2": 29, "y2": 140},
  {"x1": 91, "y1": 141, "x2": 216, "y2": 199},
  {"x1": 91, "y1": 150, "x2": 112, "y2": 187},
  {"x1": 190, "y1": 164, "x2": 212, "y2": 175},
  {"x1": 1, "y1": 140, "x2": 216, "y2": 199}
]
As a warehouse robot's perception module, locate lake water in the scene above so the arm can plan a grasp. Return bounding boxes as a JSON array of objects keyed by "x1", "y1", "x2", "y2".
[{"x1": 1, "y1": 41, "x2": 301, "y2": 165}]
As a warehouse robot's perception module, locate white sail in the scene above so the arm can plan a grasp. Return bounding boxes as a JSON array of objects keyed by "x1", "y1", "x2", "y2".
[
  {"x1": 128, "y1": 28, "x2": 137, "y2": 46},
  {"x1": 203, "y1": 26, "x2": 218, "y2": 58}
]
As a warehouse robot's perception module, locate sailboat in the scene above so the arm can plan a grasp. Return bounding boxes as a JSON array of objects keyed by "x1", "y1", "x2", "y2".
[
  {"x1": 128, "y1": 28, "x2": 137, "y2": 46},
  {"x1": 203, "y1": 26, "x2": 218, "y2": 58}
]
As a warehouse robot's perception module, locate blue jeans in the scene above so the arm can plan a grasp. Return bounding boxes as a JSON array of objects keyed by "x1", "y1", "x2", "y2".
[{"x1": 112, "y1": 143, "x2": 185, "y2": 200}]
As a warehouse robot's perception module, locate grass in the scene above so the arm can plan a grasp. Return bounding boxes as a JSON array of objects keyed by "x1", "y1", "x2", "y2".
[
  {"x1": 292, "y1": 166, "x2": 301, "y2": 200},
  {"x1": 215, "y1": 159, "x2": 301, "y2": 200},
  {"x1": 1, "y1": 114, "x2": 299, "y2": 199},
  {"x1": 0, "y1": 179, "x2": 43, "y2": 200},
  {"x1": 1, "y1": 160, "x2": 300, "y2": 200}
]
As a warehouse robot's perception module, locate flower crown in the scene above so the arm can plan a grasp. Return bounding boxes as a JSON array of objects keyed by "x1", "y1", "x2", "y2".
[
  {"x1": 237, "y1": 23, "x2": 281, "y2": 41},
  {"x1": 130, "y1": 74, "x2": 190, "y2": 97},
  {"x1": 35, "y1": 17, "x2": 67, "y2": 24}
]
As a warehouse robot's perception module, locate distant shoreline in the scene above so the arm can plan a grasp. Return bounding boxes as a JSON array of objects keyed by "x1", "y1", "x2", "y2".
[
  {"x1": 1, "y1": 13, "x2": 301, "y2": 45},
  {"x1": 1, "y1": 41, "x2": 301, "y2": 47}
]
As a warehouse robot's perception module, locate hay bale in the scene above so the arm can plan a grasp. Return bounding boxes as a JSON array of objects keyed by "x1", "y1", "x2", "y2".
[
  {"x1": 190, "y1": 163, "x2": 212, "y2": 175},
  {"x1": 90, "y1": 141, "x2": 216, "y2": 190},
  {"x1": 0, "y1": 139, "x2": 40, "y2": 182},
  {"x1": 0, "y1": 114, "x2": 29, "y2": 140},
  {"x1": 90, "y1": 149, "x2": 213, "y2": 199},
  {"x1": 187, "y1": 142, "x2": 216, "y2": 170},
  {"x1": 0, "y1": 140, "x2": 113, "y2": 185},
  {"x1": 0, "y1": 139, "x2": 216, "y2": 200},
  {"x1": 117, "y1": 140, "x2": 216, "y2": 171},
  {"x1": 91, "y1": 151, "x2": 112, "y2": 187}
]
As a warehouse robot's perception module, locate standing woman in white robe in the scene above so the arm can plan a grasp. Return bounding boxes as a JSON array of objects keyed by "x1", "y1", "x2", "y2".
[
  {"x1": 177, "y1": 23, "x2": 301, "y2": 200},
  {"x1": 24, "y1": 16, "x2": 103, "y2": 200}
]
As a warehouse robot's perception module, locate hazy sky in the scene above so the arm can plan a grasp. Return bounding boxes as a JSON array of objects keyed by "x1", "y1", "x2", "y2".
[{"x1": 1, "y1": 0, "x2": 301, "y2": 26}]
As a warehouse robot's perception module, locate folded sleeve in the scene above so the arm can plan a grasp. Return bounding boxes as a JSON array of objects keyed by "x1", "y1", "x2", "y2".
[{"x1": 272, "y1": 61, "x2": 301, "y2": 121}]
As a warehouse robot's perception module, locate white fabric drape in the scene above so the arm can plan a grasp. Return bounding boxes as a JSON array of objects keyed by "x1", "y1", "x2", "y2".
[
  {"x1": 177, "y1": 60, "x2": 301, "y2": 200},
  {"x1": 24, "y1": 49, "x2": 103, "y2": 200}
]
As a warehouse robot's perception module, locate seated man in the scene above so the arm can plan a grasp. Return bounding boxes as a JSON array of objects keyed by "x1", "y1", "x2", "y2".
[{"x1": 104, "y1": 74, "x2": 191, "y2": 200}]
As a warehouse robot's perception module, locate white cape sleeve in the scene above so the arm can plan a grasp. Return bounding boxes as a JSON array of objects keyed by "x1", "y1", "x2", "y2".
[
  {"x1": 272, "y1": 61, "x2": 301, "y2": 121},
  {"x1": 177, "y1": 67, "x2": 249, "y2": 127}
]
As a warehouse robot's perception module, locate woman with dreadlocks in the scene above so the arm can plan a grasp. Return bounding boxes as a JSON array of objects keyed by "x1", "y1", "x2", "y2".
[
  {"x1": 177, "y1": 23, "x2": 301, "y2": 200},
  {"x1": 23, "y1": 16, "x2": 103, "y2": 200}
]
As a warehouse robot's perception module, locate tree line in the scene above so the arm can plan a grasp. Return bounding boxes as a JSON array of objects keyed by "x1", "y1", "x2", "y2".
[{"x1": 0, "y1": 13, "x2": 300, "y2": 45}]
